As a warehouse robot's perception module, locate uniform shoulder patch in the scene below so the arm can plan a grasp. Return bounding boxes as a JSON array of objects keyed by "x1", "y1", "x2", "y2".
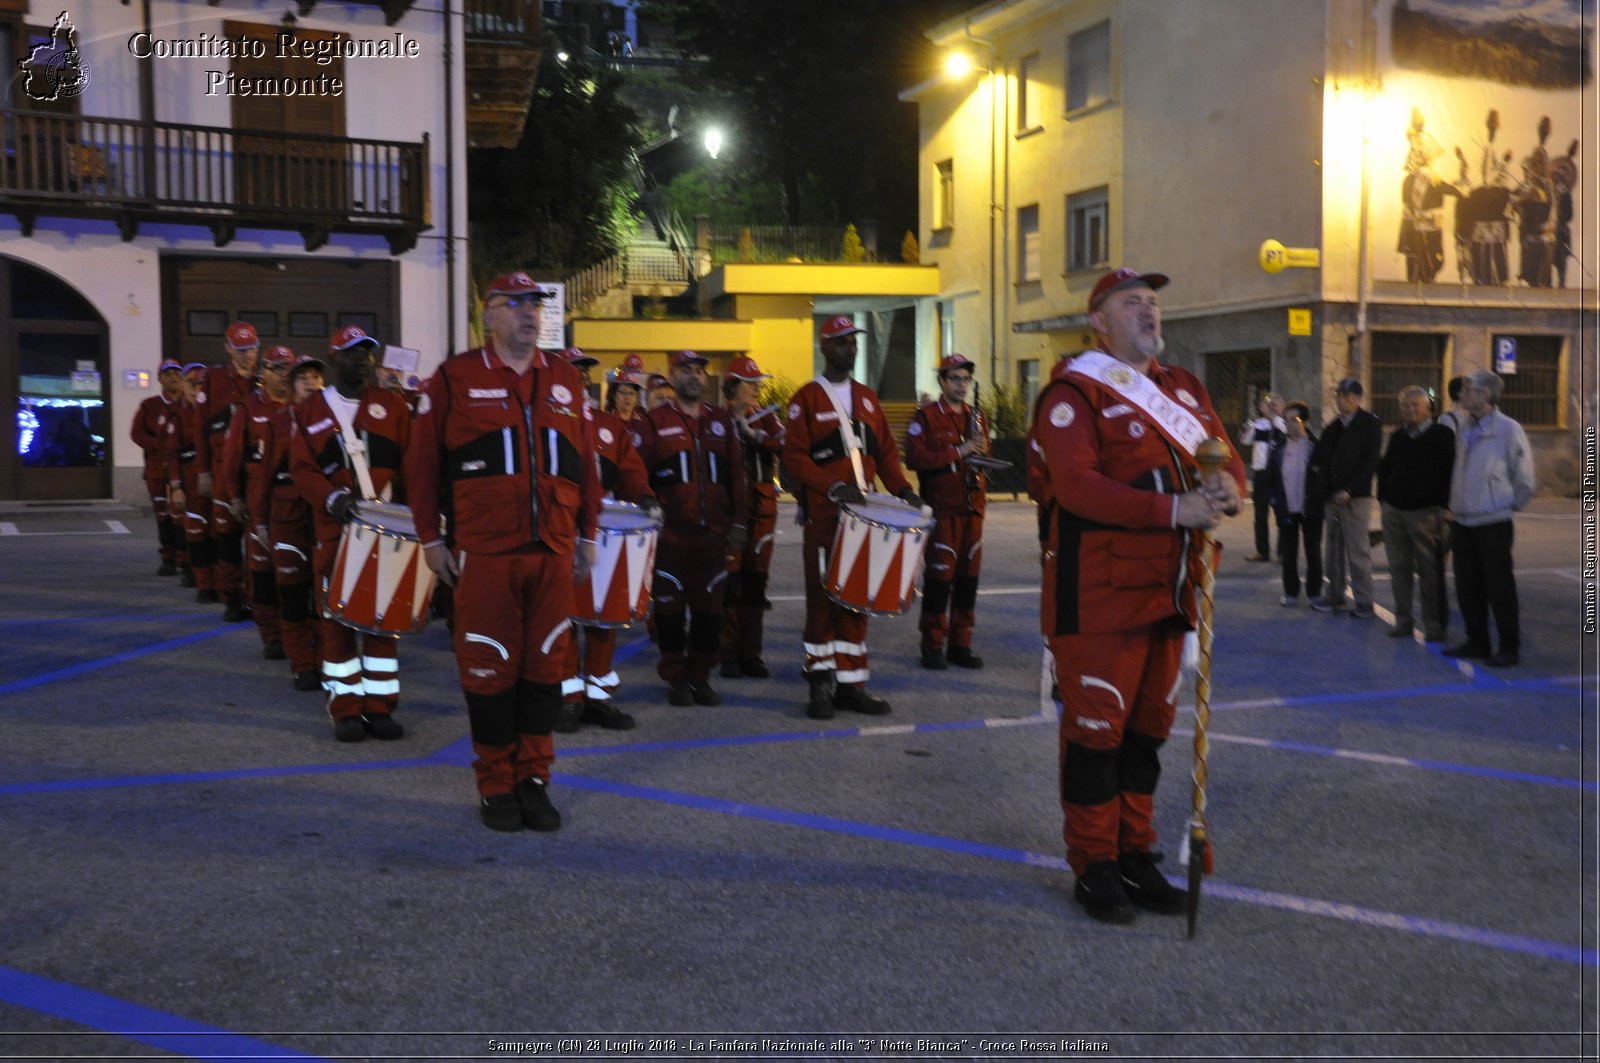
[
  {"x1": 788, "y1": 402, "x2": 801, "y2": 421},
  {"x1": 907, "y1": 421, "x2": 922, "y2": 436},
  {"x1": 366, "y1": 403, "x2": 387, "y2": 420},
  {"x1": 551, "y1": 384, "x2": 572, "y2": 406},
  {"x1": 599, "y1": 426, "x2": 614, "y2": 445},
  {"x1": 1048, "y1": 402, "x2": 1075, "y2": 429},
  {"x1": 416, "y1": 392, "x2": 432, "y2": 417},
  {"x1": 1175, "y1": 388, "x2": 1200, "y2": 409},
  {"x1": 711, "y1": 420, "x2": 726, "y2": 437}
]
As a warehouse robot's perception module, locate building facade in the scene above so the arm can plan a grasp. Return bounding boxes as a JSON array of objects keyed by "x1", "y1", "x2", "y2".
[{"x1": 906, "y1": 0, "x2": 1594, "y2": 492}]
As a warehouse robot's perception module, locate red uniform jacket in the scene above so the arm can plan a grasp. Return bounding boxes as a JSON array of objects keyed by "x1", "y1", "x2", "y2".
[
  {"x1": 1031, "y1": 354, "x2": 1245, "y2": 637},
  {"x1": 635, "y1": 400, "x2": 748, "y2": 535},
  {"x1": 218, "y1": 388, "x2": 288, "y2": 507},
  {"x1": 739, "y1": 407, "x2": 784, "y2": 505},
  {"x1": 162, "y1": 398, "x2": 206, "y2": 486},
  {"x1": 289, "y1": 386, "x2": 412, "y2": 550},
  {"x1": 593, "y1": 407, "x2": 651, "y2": 503},
  {"x1": 781, "y1": 378, "x2": 910, "y2": 521},
  {"x1": 247, "y1": 400, "x2": 301, "y2": 531},
  {"x1": 194, "y1": 365, "x2": 256, "y2": 476},
  {"x1": 130, "y1": 394, "x2": 180, "y2": 481},
  {"x1": 405, "y1": 345, "x2": 601, "y2": 557},
  {"x1": 904, "y1": 398, "x2": 988, "y2": 517}
]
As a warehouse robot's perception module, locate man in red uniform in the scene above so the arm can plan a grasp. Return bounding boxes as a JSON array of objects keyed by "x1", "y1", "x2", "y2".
[
  {"x1": 636, "y1": 350, "x2": 749, "y2": 707},
  {"x1": 289, "y1": 326, "x2": 413, "y2": 743},
  {"x1": 782, "y1": 316, "x2": 923, "y2": 719},
  {"x1": 405, "y1": 272, "x2": 602, "y2": 833},
  {"x1": 1031, "y1": 267, "x2": 1244, "y2": 924},
  {"x1": 196, "y1": 322, "x2": 262, "y2": 623},
  {"x1": 130, "y1": 359, "x2": 185, "y2": 576},
  {"x1": 719, "y1": 355, "x2": 783, "y2": 679},
  {"x1": 166, "y1": 363, "x2": 213, "y2": 593},
  {"x1": 219, "y1": 345, "x2": 295, "y2": 662},
  {"x1": 905, "y1": 353, "x2": 990, "y2": 671}
]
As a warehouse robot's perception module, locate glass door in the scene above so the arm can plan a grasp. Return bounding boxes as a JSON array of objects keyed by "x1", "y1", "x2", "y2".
[{"x1": 14, "y1": 330, "x2": 109, "y2": 499}]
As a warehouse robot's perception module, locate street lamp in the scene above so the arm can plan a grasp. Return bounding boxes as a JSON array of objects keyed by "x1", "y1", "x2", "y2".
[{"x1": 704, "y1": 127, "x2": 724, "y2": 265}]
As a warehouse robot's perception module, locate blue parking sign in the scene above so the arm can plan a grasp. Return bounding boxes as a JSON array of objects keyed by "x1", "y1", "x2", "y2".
[{"x1": 1494, "y1": 337, "x2": 1518, "y2": 374}]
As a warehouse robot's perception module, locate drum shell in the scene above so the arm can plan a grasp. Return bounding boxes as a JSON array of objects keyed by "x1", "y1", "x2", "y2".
[
  {"x1": 822, "y1": 496, "x2": 934, "y2": 616},
  {"x1": 325, "y1": 506, "x2": 436, "y2": 636},
  {"x1": 572, "y1": 502, "x2": 661, "y2": 629}
]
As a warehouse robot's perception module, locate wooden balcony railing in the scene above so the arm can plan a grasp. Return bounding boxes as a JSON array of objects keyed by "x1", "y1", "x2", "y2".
[
  {"x1": 464, "y1": 0, "x2": 539, "y2": 45},
  {"x1": 0, "y1": 109, "x2": 429, "y2": 253}
]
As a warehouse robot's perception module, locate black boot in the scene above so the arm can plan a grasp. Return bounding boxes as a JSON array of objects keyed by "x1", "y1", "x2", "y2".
[{"x1": 806, "y1": 672, "x2": 836, "y2": 720}]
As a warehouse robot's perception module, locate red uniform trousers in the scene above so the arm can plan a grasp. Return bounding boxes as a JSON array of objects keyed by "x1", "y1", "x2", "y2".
[
  {"x1": 801, "y1": 513, "x2": 871, "y2": 687},
  {"x1": 145, "y1": 476, "x2": 180, "y2": 565},
  {"x1": 653, "y1": 526, "x2": 728, "y2": 685},
  {"x1": 312, "y1": 536, "x2": 399, "y2": 724},
  {"x1": 268, "y1": 488, "x2": 318, "y2": 675},
  {"x1": 920, "y1": 511, "x2": 984, "y2": 654},
  {"x1": 563, "y1": 625, "x2": 618, "y2": 706},
  {"x1": 243, "y1": 517, "x2": 282, "y2": 648},
  {"x1": 720, "y1": 487, "x2": 777, "y2": 666},
  {"x1": 207, "y1": 431, "x2": 246, "y2": 606},
  {"x1": 179, "y1": 465, "x2": 214, "y2": 590},
  {"x1": 452, "y1": 544, "x2": 575, "y2": 797},
  {"x1": 1049, "y1": 621, "x2": 1185, "y2": 874}
]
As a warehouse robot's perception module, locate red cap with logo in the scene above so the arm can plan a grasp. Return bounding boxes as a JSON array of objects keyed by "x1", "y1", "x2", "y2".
[
  {"x1": 1088, "y1": 267, "x2": 1170, "y2": 313},
  {"x1": 261, "y1": 345, "x2": 296, "y2": 369},
  {"x1": 937, "y1": 353, "x2": 977, "y2": 376},
  {"x1": 182, "y1": 362, "x2": 208, "y2": 379},
  {"x1": 819, "y1": 315, "x2": 864, "y2": 341},
  {"x1": 607, "y1": 366, "x2": 644, "y2": 387},
  {"x1": 647, "y1": 373, "x2": 670, "y2": 390},
  {"x1": 621, "y1": 353, "x2": 645, "y2": 371},
  {"x1": 225, "y1": 322, "x2": 259, "y2": 350},
  {"x1": 158, "y1": 359, "x2": 182, "y2": 374},
  {"x1": 483, "y1": 271, "x2": 555, "y2": 302},
  {"x1": 329, "y1": 325, "x2": 380, "y2": 353},
  {"x1": 726, "y1": 356, "x2": 769, "y2": 381},
  {"x1": 289, "y1": 354, "x2": 325, "y2": 379},
  {"x1": 562, "y1": 346, "x2": 599, "y2": 368},
  {"x1": 670, "y1": 350, "x2": 709, "y2": 369}
]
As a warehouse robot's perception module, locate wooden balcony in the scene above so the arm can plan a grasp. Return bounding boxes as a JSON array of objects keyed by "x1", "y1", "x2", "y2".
[
  {"x1": 464, "y1": 0, "x2": 541, "y2": 149},
  {"x1": 0, "y1": 109, "x2": 429, "y2": 254}
]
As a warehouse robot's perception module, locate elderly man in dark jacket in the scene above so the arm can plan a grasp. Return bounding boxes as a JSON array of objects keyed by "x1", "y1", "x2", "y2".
[
  {"x1": 1377, "y1": 385, "x2": 1455, "y2": 641},
  {"x1": 1310, "y1": 378, "x2": 1383, "y2": 617}
]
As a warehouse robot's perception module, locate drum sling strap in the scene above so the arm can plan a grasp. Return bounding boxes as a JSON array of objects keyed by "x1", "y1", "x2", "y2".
[{"x1": 815, "y1": 377, "x2": 868, "y2": 493}]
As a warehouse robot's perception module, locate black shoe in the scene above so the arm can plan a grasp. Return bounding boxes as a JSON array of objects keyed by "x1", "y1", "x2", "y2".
[
  {"x1": 479, "y1": 792, "x2": 524, "y2": 832},
  {"x1": 581, "y1": 699, "x2": 636, "y2": 730},
  {"x1": 156, "y1": 561, "x2": 177, "y2": 576},
  {"x1": 514, "y1": 776, "x2": 562, "y2": 832},
  {"x1": 834, "y1": 684, "x2": 890, "y2": 715},
  {"x1": 262, "y1": 639, "x2": 286, "y2": 660},
  {"x1": 1308, "y1": 597, "x2": 1341, "y2": 613},
  {"x1": 222, "y1": 598, "x2": 251, "y2": 623},
  {"x1": 1073, "y1": 860, "x2": 1137, "y2": 925},
  {"x1": 920, "y1": 648, "x2": 948, "y2": 671},
  {"x1": 179, "y1": 568, "x2": 197, "y2": 588},
  {"x1": 195, "y1": 588, "x2": 219, "y2": 604},
  {"x1": 1118, "y1": 849, "x2": 1187, "y2": 915},
  {"x1": 293, "y1": 670, "x2": 322, "y2": 692},
  {"x1": 739, "y1": 657, "x2": 769, "y2": 678},
  {"x1": 1386, "y1": 625, "x2": 1413, "y2": 639},
  {"x1": 946, "y1": 646, "x2": 984, "y2": 669},
  {"x1": 361, "y1": 713, "x2": 404, "y2": 740},
  {"x1": 806, "y1": 674, "x2": 836, "y2": 720},
  {"x1": 333, "y1": 716, "x2": 366, "y2": 743},
  {"x1": 1485, "y1": 650, "x2": 1520, "y2": 668},
  {"x1": 690, "y1": 681, "x2": 722, "y2": 706},
  {"x1": 1442, "y1": 641, "x2": 1491, "y2": 659},
  {"x1": 720, "y1": 660, "x2": 744, "y2": 679},
  {"x1": 667, "y1": 682, "x2": 694, "y2": 707},
  {"x1": 553, "y1": 701, "x2": 583, "y2": 733}
]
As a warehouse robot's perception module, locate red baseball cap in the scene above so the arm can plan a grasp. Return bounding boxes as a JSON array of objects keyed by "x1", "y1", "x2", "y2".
[
  {"x1": 726, "y1": 356, "x2": 769, "y2": 382},
  {"x1": 670, "y1": 350, "x2": 709, "y2": 369},
  {"x1": 330, "y1": 324, "x2": 380, "y2": 353},
  {"x1": 621, "y1": 353, "x2": 645, "y2": 371},
  {"x1": 647, "y1": 373, "x2": 670, "y2": 390},
  {"x1": 225, "y1": 322, "x2": 258, "y2": 350},
  {"x1": 260, "y1": 345, "x2": 296, "y2": 369},
  {"x1": 563, "y1": 346, "x2": 599, "y2": 368},
  {"x1": 606, "y1": 367, "x2": 644, "y2": 387},
  {"x1": 158, "y1": 359, "x2": 182, "y2": 373},
  {"x1": 483, "y1": 271, "x2": 555, "y2": 302},
  {"x1": 938, "y1": 353, "x2": 977, "y2": 376},
  {"x1": 819, "y1": 315, "x2": 864, "y2": 341},
  {"x1": 289, "y1": 354, "x2": 326, "y2": 379},
  {"x1": 1088, "y1": 267, "x2": 1169, "y2": 313},
  {"x1": 182, "y1": 362, "x2": 208, "y2": 379}
]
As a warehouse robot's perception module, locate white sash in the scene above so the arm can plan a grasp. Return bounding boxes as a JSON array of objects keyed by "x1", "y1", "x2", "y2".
[
  {"x1": 328, "y1": 392, "x2": 382, "y2": 501},
  {"x1": 815, "y1": 377, "x2": 868, "y2": 492},
  {"x1": 1065, "y1": 350, "x2": 1209, "y2": 456}
]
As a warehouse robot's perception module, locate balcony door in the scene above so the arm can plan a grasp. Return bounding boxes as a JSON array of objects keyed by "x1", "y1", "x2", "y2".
[{"x1": 226, "y1": 20, "x2": 348, "y2": 215}]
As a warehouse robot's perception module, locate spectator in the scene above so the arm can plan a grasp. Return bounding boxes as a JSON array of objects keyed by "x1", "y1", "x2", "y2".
[
  {"x1": 1239, "y1": 393, "x2": 1285, "y2": 562},
  {"x1": 1377, "y1": 385, "x2": 1455, "y2": 641},
  {"x1": 1266, "y1": 400, "x2": 1322, "y2": 607},
  {"x1": 1438, "y1": 375, "x2": 1467, "y2": 436},
  {"x1": 1310, "y1": 378, "x2": 1382, "y2": 618}
]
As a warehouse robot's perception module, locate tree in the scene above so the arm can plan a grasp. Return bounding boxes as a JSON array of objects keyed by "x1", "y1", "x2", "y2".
[
  {"x1": 841, "y1": 223, "x2": 866, "y2": 263},
  {"x1": 901, "y1": 230, "x2": 921, "y2": 264}
]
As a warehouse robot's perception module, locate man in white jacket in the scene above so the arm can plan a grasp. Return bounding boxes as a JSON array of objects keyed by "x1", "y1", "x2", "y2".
[{"x1": 1443, "y1": 370, "x2": 1536, "y2": 668}]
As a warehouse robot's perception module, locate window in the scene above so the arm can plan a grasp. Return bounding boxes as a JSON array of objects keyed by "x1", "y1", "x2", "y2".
[
  {"x1": 238, "y1": 311, "x2": 279, "y2": 338},
  {"x1": 1017, "y1": 205, "x2": 1041, "y2": 283},
  {"x1": 288, "y1": 312, "x2": 329, "y2": 338},
  {"x1": 1066, "y1": 187, "x2": 1109, "y2": 273},
  {"x1": 187, "y1": 311, "x2": 228, "y2": 337},
  {"x1": 1495, "y1": 334, "x2": 1562, "y2": 427},
  {"x1": 940, "y1": 299, "x2": 956, "y2": 358},
  {"x1": 1066, "y1": 21, "x2": 1111, "y2": 113},
  {"x1": 1016, "y1": 53, "x2": 1041, "y2": 132},
  {"x1": 1019, "y1": 359, "x2": 1041, "y2": 413},
  {"x1": 1370, "y1": 332, "x2": 1446, "y2": 426},
  {"x1": 934, "y1": 159, "x2": 954, "y2": 231}
]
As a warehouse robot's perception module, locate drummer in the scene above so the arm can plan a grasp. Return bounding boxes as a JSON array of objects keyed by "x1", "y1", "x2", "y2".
[
  {"x1": 718, "y1": 355, "x2": 784, "y2": 679},
  {"x1": 905, "y1": 353, "x2": 990, "y2": 671},
  {"x1": 557, "y1": 348, "x2": 658, "y2": 732},
  {"x1": 636, "y1": 350, "x2": 749, "y2": 707},
  {"x1": 781, "y1": 316, "x2": 924, "y2": 719},
  {"x1": 287, "y1": 325, "x2": 413, "y2": 743}
]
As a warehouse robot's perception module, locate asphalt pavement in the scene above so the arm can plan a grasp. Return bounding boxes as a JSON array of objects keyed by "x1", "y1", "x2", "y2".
[{"x1": 0, "y1": 494, "x2": 1594, "y2": 1062}]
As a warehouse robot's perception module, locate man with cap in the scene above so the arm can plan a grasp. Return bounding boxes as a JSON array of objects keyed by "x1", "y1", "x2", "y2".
[
  {"x1": 719, "y1": 355, "x2": 785, "y2": 678},
  {"x1": 905, "y1": 352, "x2": 990, "y2": 670},
  {"x1": 557, "y1": 347, "x2": 657, "y2": 731},
  {"x1": 165, "y1": 363, "x2": 214, "y2": 593},
  {"x1": 289, "y1": 325, "x2": 413, "y2": 742},
  {"x1": 195, "y1": 322, "x2": 263, "y2": 623},
  {"x1": 645, "y1": 373, "x2": 674, "y2": 412},
  {"x1": 1031, "y1": 267, "x2": 1244, "y2": 924},
  {"x1": 1309, "y1": 377, "x2": 1383, "y2": 617},
  {"x1": 405, "y1": 271, "x2": 602, "y2": 832},
  {"x1": 219, "y1": 345, "x2": 296, "y2": 663},
  {"x1": 129, "y1": 359, "x2": 186, "y2": 576},
  {"x1": 783, "y1": 316, "x2": 923, "y2": 719},
  {"x1": 636, "y1": 350, "x2": 749, "y2": 707}
]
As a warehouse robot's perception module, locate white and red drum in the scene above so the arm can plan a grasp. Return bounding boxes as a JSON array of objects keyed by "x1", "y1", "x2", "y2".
[
  {"x1": 573, "y1": 500, "x2": 661, "y2": 628},
  {"x1": 823, "y1": 494, "x2": 935, "y2": 616},
  {"x1": 325, "y1": 501, "x2": 437, "y2": 636}
]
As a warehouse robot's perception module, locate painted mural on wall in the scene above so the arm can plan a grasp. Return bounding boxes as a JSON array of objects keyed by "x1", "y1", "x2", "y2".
[{"x1": 1376, "y1": 0, "x2": 1592, "y2": 288}]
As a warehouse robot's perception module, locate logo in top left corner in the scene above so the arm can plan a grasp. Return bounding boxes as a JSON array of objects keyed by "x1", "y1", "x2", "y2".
[{"x1": 19, "y1": 11, "x2": 91, "y2": 103}]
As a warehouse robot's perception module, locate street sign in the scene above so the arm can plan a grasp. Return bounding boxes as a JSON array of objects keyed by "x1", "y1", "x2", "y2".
[
  {"x1": 1259, "y1": 239, "x2": 1321, "y2": 274},
  {"x1": 1495, "y1": 336, "x2": 1518, "y2": 375},
  {"x1": 1288, "y1": 308, "x2": 1312, "y2": 336},
  {"x1": 539, "y1": 282, "x2": 567, "y2": 351}
]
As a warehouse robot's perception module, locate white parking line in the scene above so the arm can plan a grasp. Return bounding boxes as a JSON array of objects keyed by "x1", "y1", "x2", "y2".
[
  {"x1": 104, "y1": 520, "x2": 130, "y2": 535},
  {"x1": 0, "y1": 523, "x2": 16, "y2": 536}
]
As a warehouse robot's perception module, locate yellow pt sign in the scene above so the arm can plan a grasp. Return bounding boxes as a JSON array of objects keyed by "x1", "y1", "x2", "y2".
[{"x1": 1259, "y1": 239, "x2": 1321, "y2": 274}]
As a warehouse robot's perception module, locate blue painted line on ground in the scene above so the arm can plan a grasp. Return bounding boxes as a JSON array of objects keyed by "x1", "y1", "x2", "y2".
[
  {"x1": 553, "y1": 772, "x2": 1597, "y2": 969},
  {"x1": 0, "y1": 756, "x2": 437, "y2": 798},
  {"x1": 0, "y1": 611, "x2": 206, "y2": 627},
  {"x1": 0, "y1": 624, "x2": 238, "y2": 698},
  {"x1": 0, "y1": 964, "x2": 326, "y2": 1061}
]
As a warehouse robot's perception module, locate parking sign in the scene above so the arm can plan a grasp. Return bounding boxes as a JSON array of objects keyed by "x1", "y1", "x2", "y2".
[{"x1": 1495, "y1": 336, "x2": 1518, "y2": 375}]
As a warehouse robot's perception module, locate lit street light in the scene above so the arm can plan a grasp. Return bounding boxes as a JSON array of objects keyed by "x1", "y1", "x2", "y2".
[{"x1": 705, "y1": 126, "x2": 724, "y2": 265}]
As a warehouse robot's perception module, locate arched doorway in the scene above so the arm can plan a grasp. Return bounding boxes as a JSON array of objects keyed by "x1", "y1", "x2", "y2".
[{"x1": 0, "y1": 257, "x2": 111, "y2": 499}]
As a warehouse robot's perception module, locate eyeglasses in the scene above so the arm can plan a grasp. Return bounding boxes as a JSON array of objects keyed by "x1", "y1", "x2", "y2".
[
  {"x1": 944, "y1": 373, "x2": 973, "y2": 383},
  {"x1": 490, "y1": 295, "x2": 545, "y2": 310}
]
